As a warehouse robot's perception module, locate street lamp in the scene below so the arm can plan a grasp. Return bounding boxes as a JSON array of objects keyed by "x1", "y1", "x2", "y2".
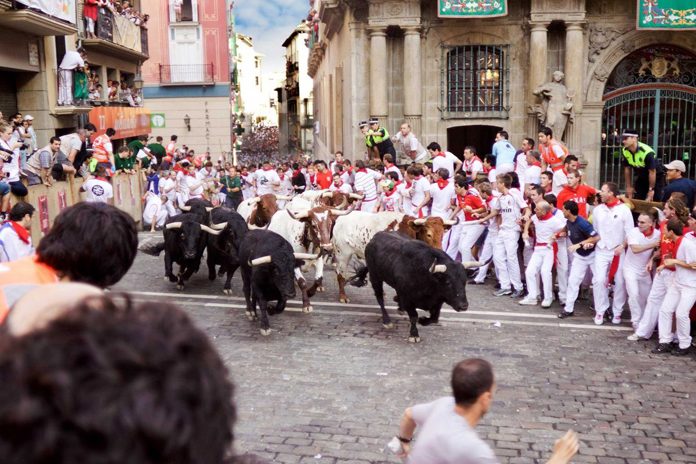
[{"x1": 184, "y1": 114, "x2": 191, "y2": 131}]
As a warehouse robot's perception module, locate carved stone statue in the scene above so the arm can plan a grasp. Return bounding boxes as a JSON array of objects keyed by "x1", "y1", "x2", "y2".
[{"x1": 531, "y1": 71, "x2": 575, "y2": 140}]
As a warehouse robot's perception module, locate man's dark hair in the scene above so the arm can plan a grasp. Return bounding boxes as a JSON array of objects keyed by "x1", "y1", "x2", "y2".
[
  {"x1": 385, "y1": 171, "x2": 399, "y2": 182},
  {"x1": 355, "y1": 159, "x2": 366, "y2": 169},
  {"x1": 564, "y1": 154, "x2": 579, "y2": 165},
  {"x1": 406, "y1": 165, "x2": 422, "y2": 177},
  {"x1": 118, "y1": 145, "x2": 129, "y2": 153},
  {"x1": 0, "y1": 295, "x2": 235, "y2": 464},
  {"x1": 84, "y1": 123, "x2": 97, "y2": 132},
  {"x1": 483, "y1": 154, "x2": 496, "y2": 166},
  {"x1": 464, "y1": 146, "x2": 477, "y2": 155},
  {"x1": 541, "y1": 171, "x2": 553, "y2": 181},
  {"x1": 455, "y1": 177, "x2": 468, "y2": 188},
  {"x1": 36, "y1": 203, "x2": 137, "y2": 287},
  {"x1": 49, "y1": 136, "x2": 61, "y2": 144},
  {"x1": 563, "y1": 200, "x2": 579, "y2": 216},
  {"x1": 539, "y1": 127, "x2": 553, "y2": 137},
  {"x1": 436, "y1": 168, "x2": 449, "y2": 180},
  {"x1": 602, "y1": 181, "x2": 620, "y2": 197},
  {"x1": 314, "y1": 160, "x2": 327, "y2": 168},
  {"x1": 543, "y1": 193, "x2": 557, "y2": 205},
  {"x1": 171, "y1": 135, "x2": 178, "y2": 141},
  {"x1": 8, "y1": 202, "x2": 34, "y2": 221},
  {"x1": 427, "y1": 142, "x2": 441, "y2": 152},
  {"x1": 451, "y1": 359, "x2": 494, "y2": 406},
  {"x1": 106, "y1": 128, "x2": 116, "y2": 137},
  {"x1": 497, "y1": 131, "x2": 508, "y2": 140},
  {"x1": 509, "y1": 171, "x2": 521, "y2": 189},
  {"x1": 666, "y1": 217, "x2": 685, "y2": 236},
  {"x1": 156, "y1": 136, "x2": 163, "y2": 142},
  {"x1": 523, "y1": 137, "x2": 535, "y2": 148},
  {"x1": 530, "y1": 185, "x2": 545, "y2": 197}
]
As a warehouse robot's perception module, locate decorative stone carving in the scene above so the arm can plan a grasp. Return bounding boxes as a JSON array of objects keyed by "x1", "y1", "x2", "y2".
[
  {"x1": 531, "y1": 70, "x2": 574, "y2": 140},
  {"x1": 593, "y1": 66, "x2": 610, "y2": 82},
  {"x1": 620, "y1": 40, "x2": 636, "y2": 55},
  {"x1": 588, "y1": 25, "x2": 626, "y2": 62},
  {"x1": 638, "y1": 56, "x2": 681, "y2": 79}
]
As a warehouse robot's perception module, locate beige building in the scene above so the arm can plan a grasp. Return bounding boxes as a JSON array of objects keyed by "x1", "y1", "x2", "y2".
[
  {"x1": 309, "y1": 0, "x2": 696, "y2": 187},
  {"x1": 282, "y1": 22, "x2": 314, "y2": 156}
]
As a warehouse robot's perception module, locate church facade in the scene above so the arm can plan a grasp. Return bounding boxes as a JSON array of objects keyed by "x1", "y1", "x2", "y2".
[{"x1": 308, "y1": 0, "x2": 696, "y2": 187}]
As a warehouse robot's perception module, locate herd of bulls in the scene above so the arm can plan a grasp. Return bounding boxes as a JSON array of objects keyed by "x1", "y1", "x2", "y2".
[{"x1": 140, "y1": 191, "x2": 480, "y2": 342}]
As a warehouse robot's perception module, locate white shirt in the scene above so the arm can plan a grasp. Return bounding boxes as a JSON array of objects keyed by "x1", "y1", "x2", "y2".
[
  {"x1": 329, "y1": 182, "x2": 352, "y2": 194},
  {"x1": 494, "y1": 189, "x2": 527, "y2": 232},
  {"x1": 160, "y1": 177, "x2": 177, "y2": 202},
  {"x1": 83, "y1": 178, "x2": 113, "y2": 203},
  {"x1": 0, "y1": 138, "x2": 20, "y2": 182},
  {"x1": 428, "y1": 182, "x2": 455, "y2": 219},
  {"x1": 59, "y1": 50, "x2": 85, "y2": 70},
  {"x1": 0, "y1": 223, "x2": 33, "y2": 263},
  {"x1": 531, "y1": 213, "x2": 566, "y2": 244},
  {"x1": 552, "y1": 169, "x2": 569, "y2": 195},
  {"x1": 514, "y1": 152, "x2": 529, "y2": 178},
  {"x1": 625, "y1": 227, "x2": 661, "y2": 273},
  {"x1": 411, "y1": 177, "x2": 431, "y2": 216},
  {"x1": 524, "y1": 165, "x2": 542, "y2": 186},
  {"x1": 384, "y1": 164, "x2": 403, "y2": 181},
  {"x1": 675, "y1": 233, "x2": 696, "y2": 288},
  {"x1": 462, "y1": 157, "x2": 483, "y2": 178},
  {"x1": 354, "y1": 169, "x2": 381, "y2": 201},
  {"x1": 255, "y1": 168, "x2": 280, "y2": 195},
  {"x1": 432, "y1": 152, "x2": 459, "y2": 180},
  {"x1": 593, "y1": 202, "x2": 634, "y2": 251},
  {"x1": 398, "y1": 182, "x2": 415, "y2": 216},
  {"x1": 395, "y1": 132, "x2": 428, "y2": 163},
  {"x1": 487, "y1": 168, "x2": 498, "y2": 184},
  {"x1": 143, "y1": 193, "x2": 168, "y2": 227}
]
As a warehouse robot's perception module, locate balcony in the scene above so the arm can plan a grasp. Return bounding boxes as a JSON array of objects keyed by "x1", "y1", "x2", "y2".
[
  {"x1": 82, "y1": 10, "x2": 149, "y2": 62},
  {"x1": 301, "y1": 116, "x2": 314, "y2": 129},
  {"x1": 159, "y1": 64, "x2": 215, "y2": 86}
]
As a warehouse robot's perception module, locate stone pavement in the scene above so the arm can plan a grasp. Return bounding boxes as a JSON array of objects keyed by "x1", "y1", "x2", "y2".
[{"x1": 114, "y1": 234, "x2": 696, "y2": 463}]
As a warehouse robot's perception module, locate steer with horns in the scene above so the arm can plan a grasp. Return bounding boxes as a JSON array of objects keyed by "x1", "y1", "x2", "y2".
[{"x1": 205, "y1": 207, "x2": 249, "y2": 295}]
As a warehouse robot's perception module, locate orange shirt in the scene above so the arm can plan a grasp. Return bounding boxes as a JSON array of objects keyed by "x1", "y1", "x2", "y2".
[
  {"x1": 0, "y1": 256, "x2": 59, "y2": 323},
  {"x1": 316, "y1": 171, "x2": 333, "y2": 190},
  {"x1": 92, "y1": 134, "x2": 112, "y2": 163},
  {"x1": 557, "y1": 184, "x2": 597, "y2": 219}
]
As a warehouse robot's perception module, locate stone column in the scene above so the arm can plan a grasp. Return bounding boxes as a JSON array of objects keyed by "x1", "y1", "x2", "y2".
[
  {"x1": 402, "y1": 26, "x2": 422, "y2": 136},
  {"x1": 368, "y1": 27, "x2": 388, "y2": 119},
  {"x1": 529, "y1": 22, "x2": 548, "y2": 99},
  {"x1": 564, "y1": 22, "x2": 585, "y2": 113}
]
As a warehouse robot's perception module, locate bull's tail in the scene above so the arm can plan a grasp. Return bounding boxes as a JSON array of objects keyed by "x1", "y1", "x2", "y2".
[
  {"x1": 138, "y1": 238, "x2": 166, "y2": 257},
  {"x1": 347, "y1": 265, "x2": 370, "y2": 288}
]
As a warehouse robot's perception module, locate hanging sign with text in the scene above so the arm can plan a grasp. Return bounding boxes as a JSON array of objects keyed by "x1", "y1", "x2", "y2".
[
  {"x1": 637, "y1": 0, "x2": 696, "y2": 30},
  {"x1": 438, "y1": 0, "x2": 507, "y2": 18}
]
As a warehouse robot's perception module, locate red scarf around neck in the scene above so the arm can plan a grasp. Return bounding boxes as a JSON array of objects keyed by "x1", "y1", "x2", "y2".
[
  {"x1": 433, "y1": 151, "x2": 446, "y2": 158},
  {"x1": 539, "y1": 211, "x2": 554, "y2": 221},
  {"x1": 642, "y1": 227, "x2": 655, "y2": 238},
  {"x1": 436, "y1": 179, "x2": 449, "y2": 190},
  {"x1": 9, "y1": 221, "x2": 30, "y2": 244},
  {"x1": 605, "y1": 199, "x2": 620, "y2": 208},
  {"x1": 357, "y1": 168, "x2": 367, "y2": 174}
]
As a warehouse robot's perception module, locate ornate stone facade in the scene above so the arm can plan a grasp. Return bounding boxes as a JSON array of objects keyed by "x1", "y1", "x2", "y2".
[{"x1": 309, "y1": 0, "x2": 696, "y2": 186}]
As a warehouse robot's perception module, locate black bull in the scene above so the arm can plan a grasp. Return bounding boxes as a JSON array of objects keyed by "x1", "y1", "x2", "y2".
[
  {"x1": 350, "y1": 231, "x2": 479, "y2": 343},
  {"x1": 206, "y1": 207, "x2": 249, "y2": 295}
]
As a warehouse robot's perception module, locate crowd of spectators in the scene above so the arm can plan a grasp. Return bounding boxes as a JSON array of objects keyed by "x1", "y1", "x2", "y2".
[{"x1": 83, "y1": 0, "x2": 149, "y2": 40}]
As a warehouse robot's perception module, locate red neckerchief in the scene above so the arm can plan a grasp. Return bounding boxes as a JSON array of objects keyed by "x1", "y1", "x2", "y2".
[
  {"x1": 544, "y1": 185, "x2": 552, "y2": 193},
  {"x1": 436, "y1": 179, "x2": 448, "y2": 189},
  {"x1": 642, "y1": 227, "x2": 655, "y2": 238},
  {"x1": 309, "y1": 174, "x2": 316, "y2": 183},
  {"x1": 9, "y1": 221, "x2": 30, "y2": 244},
  {"x1": 279, "y1": 173, "x2": 285, "y2": 181},
  {"x1": 433, "y1": 151, "x2": 445, "y2": 158},
  {"x1": 605, "y1": 199, "x2": 620, "y2": 208},
  {"x1": 483, "y1": 165, "x2": 491, "y2": 174},
  {"x1": 530, "y1": 161, "x2": 542, "y2": 167},
  {"x1": 414, "y1": 175, "x2": 422, "y2": 180},
  {"x1": 185, "y1": 171, "x2": 196, "y2": 177},
  {"x1": 293, "y1": 169, "x2": 301, "y2": 177},
  {"x1": 334, "y1": 180, "x2": 343, "y2": 188},
  {"x1": 539, "y1": 211, "x2": 554, "y2": 221},
  {"x1": 357, "y1": 168, "x2": 367, "y2": 174},
  {"x1": 384, "y1": 187, "x2": 398, "y2": 197},
  {"x1": 95, "y1": 176, "x2": 109, "y2": 182},
  {"x1": 405, "y1": 180, "x2": 413, "y2": 189}
]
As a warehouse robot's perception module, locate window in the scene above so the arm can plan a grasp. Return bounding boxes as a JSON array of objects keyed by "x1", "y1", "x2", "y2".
[
  {"x1": 255, "y1": 76, "x2": 259, "y2": 86},
  {"x1": 442, "y1": 45, "x2": 509, "y2": 118}
]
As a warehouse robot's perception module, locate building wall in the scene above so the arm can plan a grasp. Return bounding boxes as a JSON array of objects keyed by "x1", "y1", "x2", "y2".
[{"x1": 236, "y1": 35, "x2": 267, "y2": 125}]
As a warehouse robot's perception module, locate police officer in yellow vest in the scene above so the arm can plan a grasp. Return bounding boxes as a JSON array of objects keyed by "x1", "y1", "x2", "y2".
[
  {"x1": 368, "y1": 118, "x2": 396, "y2": 162},
  {"x1": 359, "y1": 120, "x2": 376, "y2": 160},
  {"x1": 622, "y1": 129, "x2": 662, "y2": 201}
]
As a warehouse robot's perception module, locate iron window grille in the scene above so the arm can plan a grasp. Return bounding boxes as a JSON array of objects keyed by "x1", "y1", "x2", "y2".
[{"x1": 441, "y1": 44, "x2": 510, "y2": 119}]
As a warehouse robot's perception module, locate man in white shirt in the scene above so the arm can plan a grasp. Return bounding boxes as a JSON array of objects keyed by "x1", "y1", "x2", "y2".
[
  {"x1": 591, "y1": 182, "x2": 634, "y2": 325},
  {"x1": 407, "y1": 165, "x2": 431, "y2": 218},
  {"x1": 492, "y1": 130, "x2": 517, "y2": 174},
  {"x1": 353, "y1": 160, "x2": 382, "y2": 212},
  {"x1": 58, "y1": 49, "x2": 86, "y2": 106},
  {"x1": 142, "y1": 192, "x2": 170, "y2": 232},
  {"x1": 81, "y1": 166, "x2": 114, "y2": 204},
  {"x1": 0, "y1": 202, "x2": 34, "y2": 263},
  {"x1": 394, "y1": 123, "x2": 428, "y2": 164},
  {"x1": 524, "y1": 150, "x2": 543, "y2": 186},
  {"x1": 520, "y1": 201, "x2": 567, "y2": 307},
  {"x1": 462, "y1": 146, "x2": 483, "y2": 180},
  {"x1": 514, "y1": 137, "x2": 534, "y2": 189},
  {"x1": 429, "y1": 169, "x2": 456, "y2": 249},
  {"x1": 383, "y1": 154, "x2": 402, "y2": 181},
  {"x1": 552, "y1": 155, "x2": 580, "y2": 195},
  {"x1": 329, "y1": 173, "x2": 353, "y2": 194},
  {"x1": 654, "y1": 212, "x2": 696, "y2": 355},
  {"x1": 427, "y1": 142, "x2": 461, "y2": 181},
  {"x1": 255, "y1": 161, "x2": 281, "y2": 196},
  {"x1": 623, "y1": 212, "x2": 661, "y2": 328}
]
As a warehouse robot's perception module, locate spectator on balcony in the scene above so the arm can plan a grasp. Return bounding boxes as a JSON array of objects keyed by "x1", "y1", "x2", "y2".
[
  {"x1": 171, "y1": 0, "x2": 183, "y2": 22},
  {"x1": 58, "y1": 49, "x2": 87, "y2": 106},
  {"x1": 0, "y1": 121, "x2": 27, "y2": 198},
  {"x1": 90, "y1": 83, "x2": 104, "y2": 101},
  {"x1": 22, "y1": 115, "x2": 37, "y2": 153},
  {"x1": 84, "y1": 0, "x2": 99, "y2": 39},
  {"x1": 108, "y1": 80, "x2": 119, "y2": 102}
]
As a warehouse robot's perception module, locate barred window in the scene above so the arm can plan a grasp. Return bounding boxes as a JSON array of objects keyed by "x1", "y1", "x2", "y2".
[{"x1": 442, "y1": 45, "x2": 509, "y2": 118}]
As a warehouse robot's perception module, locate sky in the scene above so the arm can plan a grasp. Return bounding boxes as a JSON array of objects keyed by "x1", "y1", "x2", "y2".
[{"x1": 234, "y1": 0, "x2": 308, "y2": 76}]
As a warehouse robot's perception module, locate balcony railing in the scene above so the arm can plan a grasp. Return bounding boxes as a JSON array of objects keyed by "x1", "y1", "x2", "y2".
[
  {"x1": 89, "y1": 10, "x2": 148, "y2": 59},
  {"x1": 159, "y1": 64, "x2": 215, "y2": 85}
]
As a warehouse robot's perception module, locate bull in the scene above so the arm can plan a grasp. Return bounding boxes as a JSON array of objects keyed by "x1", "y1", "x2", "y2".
[
  {"x1": 163, "y1": 213, "x2": 222, "y2": 290},
  {"x1": 350, "y1": 231, "x2": 477, "y2": 343},
  {"x1": 239, "y1": 229, "x2": 318, "y2": 335},
  {"x1": 237, "y1": 194, "x2": 292, "y2": 227},
  {"x1": 206, "y1": 207, "x2": 249, "y2": 295},
  {"x1": 332, "y1": 211, "x2": 457, "y2": 303}
]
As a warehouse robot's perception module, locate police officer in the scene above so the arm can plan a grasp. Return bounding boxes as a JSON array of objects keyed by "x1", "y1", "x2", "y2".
[
  {"x1": 358, "y1": 120, "x2": 376, "y2": 160},
  {"x1": 622, "y1": 129, "x2": 662, "y2": 201},
  {"x1": 368, "y1": 118, "x2": 396, "y2": 162}
]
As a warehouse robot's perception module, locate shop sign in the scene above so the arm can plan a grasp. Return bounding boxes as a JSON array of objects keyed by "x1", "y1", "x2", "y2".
[
  {"x1": 15, "y1": 0, "x2": 76, "y2": 25},
  {"x1": 438, "y1": 0, "x2": 507, "y2": 18},
  {"x1": 150, "y1": 113, "x2": 166, "y2": 128},
  {"x1": 89, "y1": 106, "x2": 151, "y2": 140},
  {"x1": 638, "y1": 0, "x2": 696, "y2": 30}
]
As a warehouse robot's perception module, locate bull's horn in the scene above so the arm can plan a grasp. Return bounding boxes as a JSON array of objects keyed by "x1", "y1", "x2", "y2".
[
  {"x1": 322, "y1": 191, "x2": 334, "y2": 198},
  {"x1": 335, "y1": 195, "x2": 348, "y2": 209},
  {"x1": 293, "y1": 252, "x2": 319, "y2": 260},
  {"x1": 461, "y1": 261, "x2": 483, "y2": 269},
  {"x1": 250, "y1": 255, "x2": 272, "y2": 266},
  {"x1": 443, "y1": 218, "x2": 459, "y2": 226},
  {"x1": 330, "y1": 208, "x2": 353, "y2": 216},
  {"x1": 413, "y1": 218, "x2": 427, "y2": 225},
  {"x1": 249, "y1": 197, "x2": 261, "y2": 204},
  {"x1": 179, "y1": 205, "x2": 191, "y2": 211},
  {"x1": 275, "y1": 194, "x2": 293, "y2": 201},
  {"x1": 200, "y1": 225, "x2": 223, "y2": 236},
  {"x1": 205, "y1": 207, "x2": 214, "y2": 212},
  {"x1": 211, "y1": 222, "x2": 227, "y2": 230},
  {"x1": 287, "y1": 209, "x2": 309, "y2": 220},
  {"x1": 349, "y1": 193, "x2": 364, "y2": 200},
  {"x1": 429, "y1": 261, "x2": 447, "y2": 274},
  {"x1": 248, "y1": 224, "x2": 266, "y2": 230},
  {"x1": 165, "y1": 222, "x2": 183, "y2": 230}
]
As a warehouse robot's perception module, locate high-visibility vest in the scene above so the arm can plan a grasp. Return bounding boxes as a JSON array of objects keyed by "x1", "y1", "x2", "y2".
[
  {"x1": 541, "y1": 141, "x2": 569, "y2": 171},
  {"x1": 622, "y1": 142, "x2": 655, "y2": 168},
  {"x1": 92, "y1": 134, "x2": 112, "y2": 163}
]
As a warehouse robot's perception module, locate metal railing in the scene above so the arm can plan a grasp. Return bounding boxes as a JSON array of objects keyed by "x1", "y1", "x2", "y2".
[
  {"x1": 159, "y1": 64, "x2": 215, "y2": 85},
  {"x1": 94, "y1": 9, "x2": 148, "y2": 56}
]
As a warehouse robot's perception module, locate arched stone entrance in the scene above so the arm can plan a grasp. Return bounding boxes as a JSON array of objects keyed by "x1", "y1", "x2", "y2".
[
  {"x1": 599, "y1": 45, "x2": 696, "y2": 186},
  {"x1": 446, "y1": 124, "x2": 502, "y2": 159}
]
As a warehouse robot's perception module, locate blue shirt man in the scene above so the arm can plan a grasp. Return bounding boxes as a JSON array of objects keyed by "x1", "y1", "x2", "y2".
[{"x1": 492, "y1": 130, "x2": 516, "y2": 171}]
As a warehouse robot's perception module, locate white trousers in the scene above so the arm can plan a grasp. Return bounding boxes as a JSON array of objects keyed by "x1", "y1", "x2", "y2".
[
  {"x1": 623, "y1": 267, "x2": 652, "y2": 325},
  {"x1": 497, "y1": 163, "x2": 514, "y2": 174},
  {"x1": 474, "y1": 228, "x2": 497, "y2": 283},
  {"x1": 525, "y1": 247, "x2": 554, "y2": 300},
  {"x1": 592, "y1": 248, "x2": 627, "y2": 316},
  {"x1": 360, "y1": 198, "x2": 377, "y2": 213},
  {"x1": 635, "y1": 269, "x2": 673, "y2": 339},
  {"x1": 556, "y1": 237, "x2": 569, "y2": 301},
  {"x1": 493, "y1": 229, "x2": 523, "y2": 291},
  {"x1": 58, "y1": 69, "x2": 74, "y2": 106},
  {"x1": 457, "y1": 223, "x2": 485, "y2": 262},
  {"x1": 445, "y1": 223, "x2": 463, "y2": 260},
  {"x1": 564, "y1": 253, "x2": 595, "y2": 313},
  {"x1": 658, "y1": 282, "x2": 696, "y2": 349}
]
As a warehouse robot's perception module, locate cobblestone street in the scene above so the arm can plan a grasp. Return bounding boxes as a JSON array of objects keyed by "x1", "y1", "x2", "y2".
[{"x1": 115, "y1": 234, "x2": 696, "y2": 464}]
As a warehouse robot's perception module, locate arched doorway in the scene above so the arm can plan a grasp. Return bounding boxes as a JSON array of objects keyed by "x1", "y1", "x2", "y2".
[
  {"x1": 600, "y1": 45, "x2": 696, "y2": 186},
  {"x1": 447, "y1": 125, "x2": 502, "y2": 159}
]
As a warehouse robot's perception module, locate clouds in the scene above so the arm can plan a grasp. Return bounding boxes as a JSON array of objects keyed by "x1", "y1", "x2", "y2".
[{"x1": 234, "y1": 0, "x2": 308, "y2": 75}]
